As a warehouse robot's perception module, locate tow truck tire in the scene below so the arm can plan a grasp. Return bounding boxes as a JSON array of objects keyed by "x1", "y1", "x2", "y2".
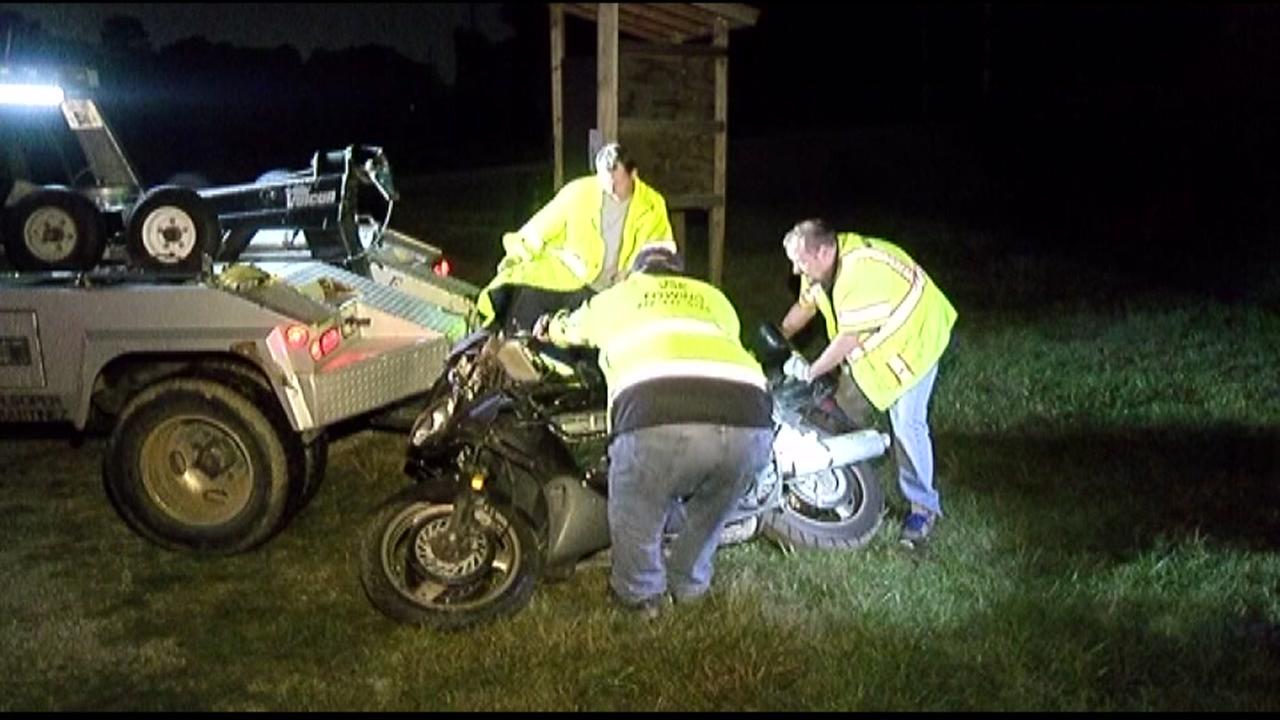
[
  {"x1": 104, "y1": 377, "x2": 292, "y2": 555},
  {"x1": 298, "y1": 433, "x2": 329, "y2": 511},
  {"x1": 2, "y1": 188, "x2": 106, "y2": 271},
  {"x1": 187, "y1": 359, "x2": 329, "y2": 515},
  {"x1": 124, "y1": 186, "x2": 221, "y2": 273}
]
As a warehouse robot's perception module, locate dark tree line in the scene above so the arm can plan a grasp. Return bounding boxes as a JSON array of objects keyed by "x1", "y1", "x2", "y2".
[{"x1": 0, "y1": 5, "x2": 551, "y2": 184}]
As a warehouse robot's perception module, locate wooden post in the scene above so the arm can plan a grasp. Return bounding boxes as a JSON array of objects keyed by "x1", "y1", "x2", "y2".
[
  {"x1": 709, "y1": 17, "x2": 729, "y2": 286},
  {"x1": 596, "y1": 3, "x2": 619, "y2": 143},
  {"x1": 550, "y1": 4, "x2": 565, "y2": 190},
  {"x1": 672, "y1": 210, "x2": 687, "y2": 257}
]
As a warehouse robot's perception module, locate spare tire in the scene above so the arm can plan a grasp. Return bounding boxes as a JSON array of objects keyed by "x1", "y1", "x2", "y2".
[
  {"x1": 124, "y1": 186, "x2": 221, "y2": 273},
  {"x1": 2, "y1": 187, "x2": 106, "y2": 271},
  {"x1": 255, "y1": 169, "x2": 293, "y2": 184}
]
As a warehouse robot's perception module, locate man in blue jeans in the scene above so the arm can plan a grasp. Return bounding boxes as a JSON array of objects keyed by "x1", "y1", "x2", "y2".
[
  {"x1": 536, "y1": 247, "x2": 773, "y2": 617},
  {"x1": 779, "y1": 219, "x2": 956, "y2": 547}
]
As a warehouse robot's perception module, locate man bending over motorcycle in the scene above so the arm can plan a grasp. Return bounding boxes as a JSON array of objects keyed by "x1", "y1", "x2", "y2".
[
  {"x1": 778, "y1": 218, "x2": 957, "y2": 548},
  {"x1": 476, "y1": 142, "x2": 677, "y2": 334},
  {"x1": 534, "y1": 247, "x2": 773, "y2": 619}
]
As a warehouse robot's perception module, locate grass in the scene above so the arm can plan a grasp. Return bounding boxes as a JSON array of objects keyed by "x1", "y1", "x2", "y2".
[{"x1": 2, "y1": 241, "x2": 1279, "y2": 710}]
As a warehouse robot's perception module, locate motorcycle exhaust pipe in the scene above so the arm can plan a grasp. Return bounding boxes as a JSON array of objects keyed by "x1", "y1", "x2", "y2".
[{"x1": 774, "y1": 427, "x2": 891, "y2": 477}]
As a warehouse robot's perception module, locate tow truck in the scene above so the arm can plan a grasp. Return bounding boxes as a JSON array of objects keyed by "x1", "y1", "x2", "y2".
[{"x1": 1, "y1": 65, "x2": 483, "y2": 554}]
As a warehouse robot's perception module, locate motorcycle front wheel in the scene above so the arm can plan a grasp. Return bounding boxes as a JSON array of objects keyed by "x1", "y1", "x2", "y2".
[
  {"x1": 359, "y1": 485, "x2": 542, "y2": 630},
  {"x1": 762, "y1": 460, "x2": 884, "y2": 550}
]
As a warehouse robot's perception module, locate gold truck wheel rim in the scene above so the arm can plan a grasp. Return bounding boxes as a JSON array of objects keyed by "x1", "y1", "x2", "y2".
[{"x1": 138, "y1": 415, "x2": 254, "y2": 526}]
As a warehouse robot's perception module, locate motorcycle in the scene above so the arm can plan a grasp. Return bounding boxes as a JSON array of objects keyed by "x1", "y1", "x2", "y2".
[{"x1": 358, "y1": 325, "x2": 891, "y2": 629}]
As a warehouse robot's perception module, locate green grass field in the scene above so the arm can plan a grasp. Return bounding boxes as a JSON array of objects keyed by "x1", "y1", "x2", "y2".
[{"x1": 2, "y1": 217, "x2": 1278, "y2": 710}]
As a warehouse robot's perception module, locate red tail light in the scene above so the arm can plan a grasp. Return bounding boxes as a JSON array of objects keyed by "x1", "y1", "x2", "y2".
[
  {"x1": 309, "y1": 326, "x2": 342, "y2": 360},
  {"x1": 432, "y1": 258, "x2": 451, "y2": 277},
  {"x1": 320, "y1": 326, "x2": 341, "y2": 354},
  {"x1": 284, "y1": 324, "x2": 310, "y2": 348}
]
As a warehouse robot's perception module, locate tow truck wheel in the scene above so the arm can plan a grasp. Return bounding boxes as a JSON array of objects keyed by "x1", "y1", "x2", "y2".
[
  {"x1": 104, "y1": 377, "x2": 291, "y2": 555},
  {"x1": 188, "y1": 359, "x2": 329, "y2": 516},
  {"x1": 124, "y1": 186, "x2": 221, "y2": 273},
  {"x1": 2, "y1": 188, "x2": 106, "y2": 271}
]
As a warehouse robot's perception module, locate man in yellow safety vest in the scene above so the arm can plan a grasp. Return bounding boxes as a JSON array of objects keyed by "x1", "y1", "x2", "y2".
[
  {"x1": 778, "y1": 218, "x2": 957, "y2": 547},
  {"x1": 476, "y1": 142, "x2": 676, "y2": 334},
  {"x1": 536, "y1": 246, "x2": 773, "y2": 618}
]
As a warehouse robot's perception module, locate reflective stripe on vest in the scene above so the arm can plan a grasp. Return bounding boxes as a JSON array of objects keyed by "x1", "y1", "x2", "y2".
[
  {"x1": 601, "y1": 317, "x2": 728, "y2": 359},
  {"x1": 838, "y1": 301, "x2": 893, "y2": 329},
  {"x1": 841, "y1": 247, "x2": 926, "y2": 363},
  {"x1": 886, "y1": 353, "x2": 915, "y2": 385}
]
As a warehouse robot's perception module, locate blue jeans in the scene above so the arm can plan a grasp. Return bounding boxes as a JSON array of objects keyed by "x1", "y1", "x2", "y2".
[
  {"x1": 607, "y1": 423, "x2": 773, "y2": 604},
  {"x1": 888, "y1": 361, "x2": 942, "y2": 516}
]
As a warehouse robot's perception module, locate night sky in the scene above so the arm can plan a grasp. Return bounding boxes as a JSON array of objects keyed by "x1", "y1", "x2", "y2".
[
  {"x1": 2, "y1": 2, "x2": 1279, "y2": 296},
  {"x1": 0, "y1": 3, "x2": 513, "y2": 83},
  {"x1": 7, "y1": 3, "x2": 1274, "y2": 127}
]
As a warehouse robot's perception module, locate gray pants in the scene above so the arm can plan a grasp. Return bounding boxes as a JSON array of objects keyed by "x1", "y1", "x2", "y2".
[{"x1": 607, "y1": 423, "x2": 773, "y2": 604}]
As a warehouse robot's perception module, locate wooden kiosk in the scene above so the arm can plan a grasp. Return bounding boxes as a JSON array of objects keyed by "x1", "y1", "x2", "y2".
[{"x1": 548, "y1": 3, "x2": 760, "y2": 285}]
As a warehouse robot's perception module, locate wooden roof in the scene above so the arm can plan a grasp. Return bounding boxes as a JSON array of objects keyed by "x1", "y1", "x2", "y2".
[{"x1": 560, "y1": 3, "x2": 760, "y2": 44}]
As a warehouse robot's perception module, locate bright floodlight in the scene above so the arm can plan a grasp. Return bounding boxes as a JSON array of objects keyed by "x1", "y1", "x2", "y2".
[{"x1": 0, "y1": 82, "x2": 66, "y2": 106}]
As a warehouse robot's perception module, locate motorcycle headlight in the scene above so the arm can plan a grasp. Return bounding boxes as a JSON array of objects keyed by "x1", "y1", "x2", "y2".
[{"x1": 410, "y1": 395, "x2": 456, "y2": 446}]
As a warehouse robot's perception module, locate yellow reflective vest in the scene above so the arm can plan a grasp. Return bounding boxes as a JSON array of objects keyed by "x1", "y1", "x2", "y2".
[
  {"x1": 548, "y1": 271, "x2": 767, "y2": 423},
  {"x1": 798, "y1": 232, "x2": 957, "y2": 411},
  {"x1": 476, "y1": 175, "x2": 675, "y2": 325}
]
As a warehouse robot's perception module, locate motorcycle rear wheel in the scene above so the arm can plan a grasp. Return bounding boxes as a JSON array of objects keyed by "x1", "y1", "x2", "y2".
[
  {"x1": 761, "y1": 460, "x2": 884, "y2": 550},
  {"x1": 359, "y1": 485, "x2": 541, "y2": 629}
]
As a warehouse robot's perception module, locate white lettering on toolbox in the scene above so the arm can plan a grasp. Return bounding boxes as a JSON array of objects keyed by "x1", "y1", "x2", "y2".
[{"x1": 285, "y1": 185, "x2": 338, "y2": 209}]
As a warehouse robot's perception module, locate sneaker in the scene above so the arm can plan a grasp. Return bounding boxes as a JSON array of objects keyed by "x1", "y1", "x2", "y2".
[
  {"x1": 671, "y1": 588, "x2": 709, "y2": 606},
  {"x1": 718, "y1": 516, "x2": 759, "y2": 546},
  {"x1": 628, "y1": 599, "x2": 663, "y2": 622},
  {"x1": 899, "y1": 511, "x2": 936, "y2": 546},
  {"x1": 608, "y1": 589, "x2": 665, "y2": 621},
  {"x1": 670, "y1": 584, "x2": 711, "y2": 604}
]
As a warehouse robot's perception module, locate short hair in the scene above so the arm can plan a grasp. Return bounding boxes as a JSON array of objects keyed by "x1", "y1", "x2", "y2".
[
  {"x1": 594, "y1": 142, "x2": 638, "y2": 175},
  {"x1": 782, "y1": 218, "x2": 837, "y2": 254},
  {"x1": 631, "y1": 245, "x2": 684, "y2": 274}
]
